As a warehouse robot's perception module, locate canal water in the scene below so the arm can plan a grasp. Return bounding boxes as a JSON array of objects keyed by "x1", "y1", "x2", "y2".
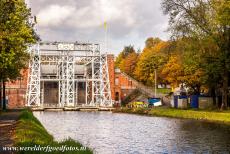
[{"x1": 33, "y1": 111, "x2": 230, "y2": 154}]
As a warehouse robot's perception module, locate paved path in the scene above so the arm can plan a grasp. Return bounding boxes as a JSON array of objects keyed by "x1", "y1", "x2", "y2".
[{"x1": 0, "y1": 110, "x2": 20, "y2": 152}]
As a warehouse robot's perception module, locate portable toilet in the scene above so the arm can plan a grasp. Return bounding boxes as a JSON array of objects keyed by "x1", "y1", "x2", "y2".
[
  {"x1": 173, "y1": 95, "x2": 179, "y2": 108},
  {"x1": 190, "y1": 95, "x2": 199, "y2": 108},
  {"x1": 178, "y1": 95, "x2": 188, "y2": 109}
]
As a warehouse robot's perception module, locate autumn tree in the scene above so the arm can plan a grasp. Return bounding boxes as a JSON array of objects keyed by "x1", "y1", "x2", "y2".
[
  {"x1": 115, "y1": 45, "x2": 136, "y2": 67},
  {"x1": 0, "y1": 0, "x2": 37, "y2": 110},
  {"x1": 135, "y1": 38, "x2": 167, "y2": 86},
  {"x1": 145, "y1": 37, "x2": 161, "y2": 49},
  {"x1": 119, "y1": 52, "x2": 139, "y2": 77},
  {"x1": 161, "y1": 55, "x2": 183, "y2": 89},
  {"x1": 115, "y1": 45, "x2": 139, "y2": 77},
  {"x1": 161, "y1": 0, "x2": 230, "y2": 109}
]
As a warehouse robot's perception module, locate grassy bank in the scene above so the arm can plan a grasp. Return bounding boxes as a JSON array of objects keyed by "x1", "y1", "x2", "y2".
[
  {"x1": 114, "y1": 107, "x2": 230, "y2": 125},
  {"x1": 15, "y1": 109, "x2": 92, "y2": 154}
]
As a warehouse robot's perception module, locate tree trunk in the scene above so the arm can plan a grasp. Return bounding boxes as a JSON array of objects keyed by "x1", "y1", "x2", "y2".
[
  {"x1": 210, "y1": 87, "x2": 216, "y2": 107},
  {"x1": 0, "y1": 79, "x2": 2, "y2": 110},
  {"x1": 3, "y1": 81, "x2": 6, "y2": 110},
  {"x1": 221, "y1": 69, "x2": 228, "y2": 110}
]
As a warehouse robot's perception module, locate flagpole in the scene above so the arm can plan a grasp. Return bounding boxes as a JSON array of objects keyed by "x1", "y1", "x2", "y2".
[{"x1": 104, "y1": 22, "x2": 108, "y2": 53}]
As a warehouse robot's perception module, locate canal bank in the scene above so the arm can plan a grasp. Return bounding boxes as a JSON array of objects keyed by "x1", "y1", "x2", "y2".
[
  {"x1": 114, "y1": 107, "x2": 230, "y2": 126},
  {"x1": 0, "y1": 109, "x2": 21, "y2": 149},
  {"x1": 1, "y1": 109, "x2": 92, "y2": 154}
]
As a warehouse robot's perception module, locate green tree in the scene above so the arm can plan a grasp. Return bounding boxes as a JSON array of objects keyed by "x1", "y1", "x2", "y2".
[
  {"x1": 180, "y1": 38, "x2": 204, "y2": 94},
  {"x1": 0, "y1": 0, "x2": 37, "y2": 110},
  {"x1": 162, "y1": 0, "x2": 230, "y2": 109}
]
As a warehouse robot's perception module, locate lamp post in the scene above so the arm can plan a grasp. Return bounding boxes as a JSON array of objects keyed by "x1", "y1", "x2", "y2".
[{"x1": 154, "y1": 69, "x2": 157, "y2": 98}]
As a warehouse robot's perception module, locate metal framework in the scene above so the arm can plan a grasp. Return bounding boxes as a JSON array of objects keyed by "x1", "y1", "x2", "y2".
[{"x1": 26, "y1": 42, "x2": 112, "y2": 108}]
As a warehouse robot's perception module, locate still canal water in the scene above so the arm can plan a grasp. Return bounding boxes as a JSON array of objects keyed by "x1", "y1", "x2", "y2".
[{"x1": 33, "y1": 111, "x2": 230, "y2": 154}]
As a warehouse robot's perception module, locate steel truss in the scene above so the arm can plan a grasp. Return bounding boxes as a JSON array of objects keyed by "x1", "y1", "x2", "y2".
[
  {"x1": 26, "y1": 42, "x2": 112, "y2": 108},
  {"x1": 27, "y1": 44, "x2": 41, "y2": 106}
]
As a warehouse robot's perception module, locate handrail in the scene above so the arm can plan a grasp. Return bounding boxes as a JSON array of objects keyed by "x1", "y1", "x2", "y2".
[{"x1": 120, "y1": 72, "x2": 155, "y2": 97}]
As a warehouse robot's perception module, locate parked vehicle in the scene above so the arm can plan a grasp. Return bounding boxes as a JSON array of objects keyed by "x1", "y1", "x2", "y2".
[
  {"x1": 148, "y1": 98, "x2": 162, "y2": 107},
  {"x1": 127, "y1": 101, "x2": 148, "y2": 108}
]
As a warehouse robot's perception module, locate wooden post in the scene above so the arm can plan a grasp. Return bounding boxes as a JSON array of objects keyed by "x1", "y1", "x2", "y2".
[{"x1": 3, "y1": 81, "x2": 6, "y2": 110}]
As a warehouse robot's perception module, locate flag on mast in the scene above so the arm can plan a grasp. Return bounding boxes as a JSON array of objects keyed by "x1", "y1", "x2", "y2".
[
  {"x1": 103, "y1": 21, "x2": 108, "y2": 53},
  {"x1": 104, "y1": 21, "x2": 107, "y2": 30}
]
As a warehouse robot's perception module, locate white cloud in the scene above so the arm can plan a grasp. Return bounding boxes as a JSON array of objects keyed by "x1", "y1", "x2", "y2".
[
  {"x1": 95, "y1": 0, "x2": 135, "y2": 26},
  {"x1": 37, "y1": 5, "x2": 75, "y2": 27},
  {"x1": 37, "y1": 0, "x2": 136, "y2": 29}
]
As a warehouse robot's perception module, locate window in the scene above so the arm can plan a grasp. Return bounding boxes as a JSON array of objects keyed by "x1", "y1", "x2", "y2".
[
  {"x1": 115, "y1": 78, "x2": 119, "y2": 85},
  {"x1": 115, "y1": 92, "x2": 119, "y2": 101},
  {"x1": 128, "y1": 80, "x2": 132, "y2": 86}
]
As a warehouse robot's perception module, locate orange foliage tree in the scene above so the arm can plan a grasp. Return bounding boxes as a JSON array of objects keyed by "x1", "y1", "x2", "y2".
[
  {"x1": 119, "y1": 52, "x2": 139, "y2": 77},
  {"x1": 134, "y1": 38, "x2": 168, "y2": 86},
  {"x1": 161, "y1": 55, "x2": 183, "y2": 89}
]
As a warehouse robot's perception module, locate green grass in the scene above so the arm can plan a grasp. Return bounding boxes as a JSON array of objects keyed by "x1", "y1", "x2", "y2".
[
  {"x1": 115, "y1": 107, "x2": 230, "y2": 125},
  {"x1": 156, "y1": 88, "x2": 172, "y2": 94},
  {"x1": 149, "y1": 108, "x2": 230, "y2": 123},
  {"x1": 15, "y1": 109, "x2": 93, "y2": 154}
]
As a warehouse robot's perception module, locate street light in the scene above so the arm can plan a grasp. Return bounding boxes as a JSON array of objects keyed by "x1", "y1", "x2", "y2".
[{"x1": 154, "y1": 69, "x2": 157, "y2": 98}]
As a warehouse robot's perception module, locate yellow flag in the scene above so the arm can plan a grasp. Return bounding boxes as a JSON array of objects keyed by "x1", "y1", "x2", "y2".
[{"x1": 104, "y1": 21, "x2": 107, "y2": 30}]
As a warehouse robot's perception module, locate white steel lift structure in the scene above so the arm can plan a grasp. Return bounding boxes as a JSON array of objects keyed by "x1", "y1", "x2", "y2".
[{"x1": 26, "y1": 42, "x2": 112, "y2": 108}]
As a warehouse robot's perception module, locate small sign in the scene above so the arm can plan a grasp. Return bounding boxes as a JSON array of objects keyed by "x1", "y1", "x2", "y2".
[{"x1": 57, "y1": 43, "x2": 75, "y2": 50}]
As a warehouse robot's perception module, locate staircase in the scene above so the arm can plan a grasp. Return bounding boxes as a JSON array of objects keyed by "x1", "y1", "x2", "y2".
[
  {"x1": 120, "y1": 72, "x2": 170, "y2": 106},
  {"x1": 120, "y1": 72, "x2": 161, "y2": 98}
]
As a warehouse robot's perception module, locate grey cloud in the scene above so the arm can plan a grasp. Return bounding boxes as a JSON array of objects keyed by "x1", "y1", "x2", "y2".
[{"x1": 28, "y1": 0, "x2": 169, "y2": 55}]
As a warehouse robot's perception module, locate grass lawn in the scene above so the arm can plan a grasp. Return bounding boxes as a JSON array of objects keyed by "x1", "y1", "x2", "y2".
[
  {"x1": 156, "y1": 88, "x2": 172, "y2": 94},
  {"x1": 148, "y1": 107, "x2": 230, "y2": 123},
  {"x1": 115, "y1": 107, "x2": 230, "y2": 125},
  {"x1": 15, "y1": 109, "x2": 93, "y2": 154}
]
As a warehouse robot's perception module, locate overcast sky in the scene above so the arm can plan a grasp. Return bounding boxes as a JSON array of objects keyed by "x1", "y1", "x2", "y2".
[{"x1": 26, "y1": 0, "x2": 169, "y2": 55}]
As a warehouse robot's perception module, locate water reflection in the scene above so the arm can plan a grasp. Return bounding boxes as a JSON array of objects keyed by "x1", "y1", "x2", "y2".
[{"x1": 34, "y1": 111, "x2": 230, "y2": 154}]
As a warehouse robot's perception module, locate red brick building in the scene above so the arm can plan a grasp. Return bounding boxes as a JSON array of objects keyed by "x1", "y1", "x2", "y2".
[
  {"x1": 4, "y1": 70, "x2": 28, "y2": 108},
  {"x1": 107, "y1": 54, "x2": 138, "y2": 104},
  {"x1": 4, "y1": 55, "x2": 138, "y2": 108}
]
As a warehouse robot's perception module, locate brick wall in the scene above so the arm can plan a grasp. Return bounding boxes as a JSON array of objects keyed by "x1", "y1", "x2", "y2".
[
  {"x1": 5, "y1": 69, "x2": 28, "y2": 109},
  {"x1": 114, "y1": 69, "x2": 138, "y2": 102},
  {"x1": 107, "y1": 54, "x2": 115, "y2": 100},
  {"x1": 107, "y1": 54, "x2": 138, "y2": 103}
]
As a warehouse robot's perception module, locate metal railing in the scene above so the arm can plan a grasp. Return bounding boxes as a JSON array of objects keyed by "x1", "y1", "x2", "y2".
[{"x1": 120, "y1": 72, "x2": 156, "y2": 97}]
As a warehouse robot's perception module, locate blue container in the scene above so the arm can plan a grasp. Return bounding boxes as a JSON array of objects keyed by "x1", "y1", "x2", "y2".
[
  {"x1": 174, "y1": 95, "x2": 179, "y2": 108},
  {"x1": 190, "y1": 95, "x2": 199, "y2": 108},
  {"x1": 148, "y1": 98, "x2": 161, "y2": 105},
  {"x1": 179, "y1": 95, "x2": 187, "y2": 99}
]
